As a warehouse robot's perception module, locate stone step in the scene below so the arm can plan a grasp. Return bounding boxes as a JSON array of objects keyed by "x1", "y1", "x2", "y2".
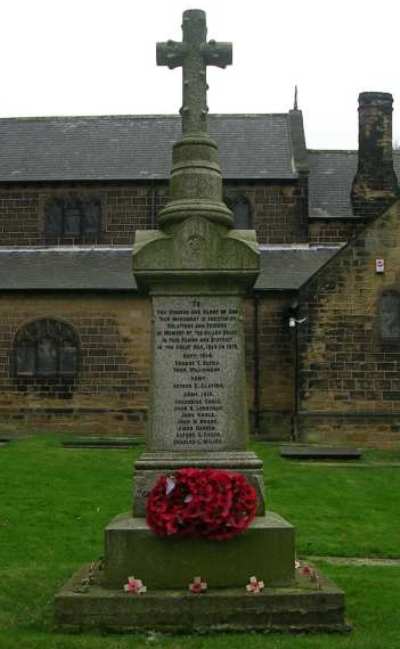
[
  {"x1": 103, "y1": 512, "x2": 294, "y2": 590},
  {"x1": 55, "y1": 562, "x2": 349, "y2": 633}
]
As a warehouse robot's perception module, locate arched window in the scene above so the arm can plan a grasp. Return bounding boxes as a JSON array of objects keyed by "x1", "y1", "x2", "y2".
[
  {"x1": 379, "y1": 290, "x2": 400, "y2": 342},
  {"x1": 225, "y1": 195, "x2": 252, "y2": 229},
  {"x1": 45, "y1": 198, "x2": 101, "y2": 242},
  {"x1": 13, "y1": 319, "x2": 79, "y2": 379}
]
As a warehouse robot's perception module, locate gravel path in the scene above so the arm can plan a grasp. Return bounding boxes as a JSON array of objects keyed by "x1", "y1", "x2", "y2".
[{"x1": 307, "y1": 556, "x2": 400, "y2": 566}]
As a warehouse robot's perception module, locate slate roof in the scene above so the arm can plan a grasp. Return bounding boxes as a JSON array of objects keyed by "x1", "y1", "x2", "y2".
[
  {"x1": 3, "y1": 110, "x2": 399, "y2": 220},
  {"x1": 255, "y1": 245, "x2": 341, "y2": 290},
  {"x1": 0, "y1": 248, "x2": 137, "y2": 291},
  {"x1": 308, "y1": 150, "x2": 400, "y2": 219},
  {"x1": 0, "y1": 246, "x2": 341, "y2": 293},
  {"x1": 0, "y1": 114, "x2": 297, "y2": 182}
]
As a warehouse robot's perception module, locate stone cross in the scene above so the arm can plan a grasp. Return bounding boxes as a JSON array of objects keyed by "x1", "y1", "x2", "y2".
[{"x1": 156, "y1": 9, "x2": 232, "y2": 135}]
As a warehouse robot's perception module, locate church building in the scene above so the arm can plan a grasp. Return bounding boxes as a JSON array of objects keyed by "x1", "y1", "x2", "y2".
[{"x1": 1, "y1": 91, "x2": 399, "y2": 446}]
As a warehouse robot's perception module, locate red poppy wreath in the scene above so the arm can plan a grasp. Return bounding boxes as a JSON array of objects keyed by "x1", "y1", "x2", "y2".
[{"x1": 146, "y1": 467, "x2": 258, "y2": 541}]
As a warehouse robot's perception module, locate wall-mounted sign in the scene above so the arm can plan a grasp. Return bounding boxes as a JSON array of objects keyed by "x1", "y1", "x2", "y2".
[{"x1": 376, "y1": 258, "x2": 385, "y2": 273}]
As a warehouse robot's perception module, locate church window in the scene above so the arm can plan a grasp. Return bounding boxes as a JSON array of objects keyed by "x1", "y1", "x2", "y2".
[
  {"x1": 225, "y1": 195, "x2": 252, "y2": 228},
  {"x1": 13, "y1": 319, "x2": 79, "y2": 381},
  {"x1": 378, "y1": 291, "x2": 400, "y2": 342},
  {"x1": 45, "y1": 198, "x2": 101, "y2": 241}
]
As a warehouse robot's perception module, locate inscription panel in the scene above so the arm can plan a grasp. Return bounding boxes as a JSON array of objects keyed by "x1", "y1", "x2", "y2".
[{"x1": 150, "y1": 296, "x2": 248, "y2": 452}]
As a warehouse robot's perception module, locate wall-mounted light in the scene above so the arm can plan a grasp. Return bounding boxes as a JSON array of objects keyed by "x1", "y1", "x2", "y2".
[
  {"x1": 289, "y1": 316, "x2": 307, "y2": 328},
  {"x1": 287, "y1": 299, "x2": 307, "y2": 328}
]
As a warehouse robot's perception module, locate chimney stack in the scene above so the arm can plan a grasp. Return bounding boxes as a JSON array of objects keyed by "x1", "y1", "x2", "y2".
[{"x1": 351, "y1": 92, "x2": 398, "y2": 217}]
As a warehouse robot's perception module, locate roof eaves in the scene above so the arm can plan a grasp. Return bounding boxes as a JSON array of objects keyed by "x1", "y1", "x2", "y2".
[
  {"x1": 307, "y1": 149, "x2": 357, "y2": 154},
  {"x1": 0, "y1": 112, "x2": 293, "y2": 123},
  {"x1": 297, "y1": 243, "x2": 346, "y2": 294}
]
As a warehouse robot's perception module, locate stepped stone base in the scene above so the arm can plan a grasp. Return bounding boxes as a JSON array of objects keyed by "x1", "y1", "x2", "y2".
[
  {"x1": 104, "y1": 512, "x2": 294, "y2": 589},
  {"x1": 55, "y1": 563, "x2": 349, "y2": 633}
]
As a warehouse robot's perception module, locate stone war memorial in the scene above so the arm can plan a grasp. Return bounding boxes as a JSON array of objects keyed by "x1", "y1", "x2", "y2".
[{"x1": 55, "y1": 9, "x2": 348, "y2": 632}]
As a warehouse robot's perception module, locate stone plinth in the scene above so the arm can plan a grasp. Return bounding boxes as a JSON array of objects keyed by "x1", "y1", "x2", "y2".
[
  {"x1": 133, "y1": 450, "x2": 265, "y2": 515},
  {"x1": 103, "y1": 512, "x2": 294, "y2": 589}
]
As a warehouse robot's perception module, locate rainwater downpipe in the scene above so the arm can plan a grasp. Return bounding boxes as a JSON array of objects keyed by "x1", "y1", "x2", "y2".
[
  {"x1": 290, "y1": 299, "x2": 306, "y2": 442},
  {"x1": 253, "y1": 295, "x2": 260, "y2": 437},
  {"x1": 292, "y1": 318, "x2": 299, "y2": 441},
  {"x1": 149, "y1": 183, "x2": 159, "y2": 229}
]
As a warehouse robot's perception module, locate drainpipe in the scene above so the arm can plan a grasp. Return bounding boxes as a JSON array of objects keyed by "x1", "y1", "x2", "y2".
[
  {"x1": 289, "y1": 300, "x2": 304, "y2": 441},
  {"x1": 292, "y1": 317, "x2": 299, "y2": 441},
  {"x1": 253, "y1": 295, "x2": 260, "y2": 437},
  {"x1": 149, "y1": 183, "x2": 160, "y2": 228}
]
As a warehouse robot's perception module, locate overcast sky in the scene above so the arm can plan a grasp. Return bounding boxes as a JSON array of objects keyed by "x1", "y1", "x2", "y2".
[{"x1": 1, "y1": 0, "x2": 399, "y2": 149}]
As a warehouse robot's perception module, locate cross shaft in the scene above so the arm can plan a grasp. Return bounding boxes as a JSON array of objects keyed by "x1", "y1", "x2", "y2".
[{"x1": 157, "y1": 9, "x2": 232, "y2": 134}]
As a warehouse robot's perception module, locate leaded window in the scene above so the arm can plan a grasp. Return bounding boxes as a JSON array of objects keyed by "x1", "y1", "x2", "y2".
[
  {"x1": 13, "y1": 319, "x2": 79, "y2": 378},
  {"x1": 225, "y1": 195, "x2": 252, "y2": 229},
  {"x1": 45, "y1": 198, "x2": 101, "y2": 241},
  {"x1": 379, "y1": 291, "x2": 400, "y2": 342}
]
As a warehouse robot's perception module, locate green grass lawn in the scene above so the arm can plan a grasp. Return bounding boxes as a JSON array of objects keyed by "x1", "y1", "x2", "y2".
[{"x1": 1, "y1": 435, "x2": 400, "y2": 648}]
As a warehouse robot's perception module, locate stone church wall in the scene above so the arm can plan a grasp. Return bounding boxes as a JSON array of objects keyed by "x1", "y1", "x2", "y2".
[
  {"x1": 0, "y1": 293, "x2": 150, "y2": 435},
  {"x1": 0, "y1": 291, "x2": 296, "y2": 438},
  {"x1": 244, "y1": 296, "x2": 295, "y2": 440},
  {"x1": 0, "y1": 184, "x2": 168, "y2": 246},
  {"x1": 298, "y1": 199, "x2": 400, "y2": 447},
  {"x1": 309, "y1": 220, "x2": 364, "y2": 245},
  {"x1": 0, "y1": 175, "x2": 306, "y2": 437},
  {"x1": 0, "y1": 180, "x2": 305, "y2": 246},
  {"x1": 225, "y1": 181, "x2": 307, "y2": 243}
]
